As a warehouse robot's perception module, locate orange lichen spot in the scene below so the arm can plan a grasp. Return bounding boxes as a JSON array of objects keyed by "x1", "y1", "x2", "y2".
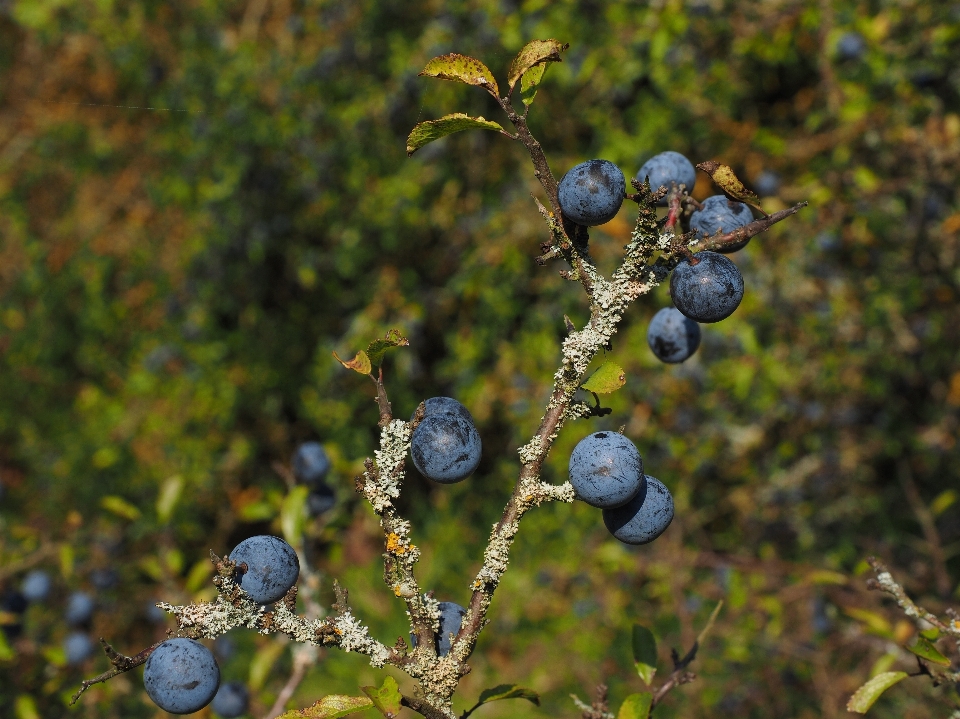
[
  {"x1": 386, "y1": 533, "x2": 407, "y2": 554},
  {"x1": 393, "y1": 584, "x2": 402, "y2": 597}
]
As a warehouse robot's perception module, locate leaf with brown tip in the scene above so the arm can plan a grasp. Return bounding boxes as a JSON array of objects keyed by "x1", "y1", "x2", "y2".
[
  {"x1": 507, "y1": 39, "x2": 568, "y2": 91},
  {"x1": 696, "y1": 160, "x2": 767, "y2": 216},
  {"x1": 333, "y1": 349, "x2": 372, "y2": 375}
]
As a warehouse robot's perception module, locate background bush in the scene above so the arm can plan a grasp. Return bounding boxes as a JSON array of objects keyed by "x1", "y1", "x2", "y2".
[{"x1": 0, "y1": 1, "x2": 958, "y2": 717}]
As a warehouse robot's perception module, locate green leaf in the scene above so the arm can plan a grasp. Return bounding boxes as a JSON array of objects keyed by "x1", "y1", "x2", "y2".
[
  {"x1": 919, "y1": 627, "x2": 940, "y2": 641},
  {"x1": 905, "y1": 635, "x2": 951, "y2": 666},
  {"x1": 333, "y1": 349, "x2": 372, "y2": 375},
  {"x1": 476, "y1": 684, "x2": 541, "y2": 707},
  {"x1": 276, "y1": 695, "x2": 374, "y2": 719},
  {"x1": 930, "y1": 489, "x2": 957, "y2": 516},
  {"x1": 506, "y1": 39, "x2": 568, "y2": 90},
  {"x1": 631, "y1": 624, "x2": 657, "y2": 685},
  {"x1": 281, "y1": 485, "x2": 310, "y2": 546},
  {"x1": 100, "y1": 495, "x2": 141, "y2": 521},
  {"x1": 249, "y1": 640, "x2": 287, "y2": 691},
  {"x1": 580, "y1": 361, "x2": 626, "y2": 394},
  {"x1": 846, "y1": 672, "x2": 908, "y2": 714},
  {"x1": 360, "y1": 676, "x2": 403, "y2": 718},
  {"x1": 156, "y1": 474, "x2": 184, "y2": 524},
  {"x1": 617, "y1": 692, "x2": 653, "y2": 719},
  {"x1": 419, "y1": 53, "x2": 498, "y2": 96},
  {"x1": 406, "y1": 114, "x2": 504, "y2": 156},
  {"x1": 519, "y1": 63, "x2": 546, "y2": 107},
  {"x1": 365, "y1": 329, "x2": 409, "y2": 368}
]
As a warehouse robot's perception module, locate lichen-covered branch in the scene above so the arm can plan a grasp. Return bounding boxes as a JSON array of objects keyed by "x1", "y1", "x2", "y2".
[{"x1": 865, "y1": 556, "x2": 960, "y2": 641}]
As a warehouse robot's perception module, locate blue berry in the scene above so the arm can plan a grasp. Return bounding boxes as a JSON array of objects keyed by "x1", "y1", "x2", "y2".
[
  {"x1": 21, "y1": 569, "x2": 52, "y2": 602},
  {"x1": 690, "y1": 195, "x2": 753, "y2": 252},
  {"x1": 212, "y1": 680, "x2": 249, "y2": 718},
  {"x1": 602, "y1": 476, "x2": 674, "y2": 545},
  {"x1": 837, "y1": 31, "x2": 866, "y2": 61},
  {"x1": 636, "y1": 151, "x2": 697, "y2": 205},
  {"x1": 65, "y1": 591, "x2": 95, "y2": 626},
  {"x1": 64, "y1": 632, "x2": 94, "y2": 665},
  {"x1": 411, "y1": 396, "x2": 474, "y2": 425},
  {"x1": 670, "y1": 251, "x2": 744, "y2": 323},
  {"x1": 436, "y1": 601, "x2": 466, "y2": 657},
  {"x1": 558, "y1": 160, "x2": 625, "y2": 226},
  {"x1": 752, "y1": 171, "x2": 780, "y2": 197},
  {"x1": 292, "y1": 442, "x2": 331, "y2": 486},
  {"x1": 410, "y1": 414, "x2": 481, "y2": 484},
  {"x1": 229, "y1": 535, "x2": 300, "y2": 604},
  {"x1": 307, "y1": 483, "x2": 336, "y2": 517},
  {"x1": 568, "y1": 432, "x2": 645, "y2": 509},
  {"x1": 647, "y1": 307, "x2": 701, "y2": 364},
  {"x1": 143, "y1": 638, "x2": 220, "y2": 715},
  {"x1": 91, "y1": 568, "x2": 119, "y2": 590}
]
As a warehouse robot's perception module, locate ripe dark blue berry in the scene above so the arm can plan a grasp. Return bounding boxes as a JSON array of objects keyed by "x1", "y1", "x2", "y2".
[
  {"x1": 229, "y1": 535, "x2": 300, "y2": 604},
  {"x1": 690, "y1": 195, "x2": 753, "y2": 252},
  {"x1": 568, "y1": 432, "x2": 645, "y2": 509},
  {"x1": 143, "y1": 638, "x2": 220, "y2": 715},
  {"x1": 837, "y1": 31, "x2": 866, "y2": 61},
  {"x1": 410, "y1": 414, "x2": 481, "y2": 484},
  {"x1": 65, "y1": 591, "x2": 95, "y2": 626},
  {"x1": 436, "y1": 601, "x2": 466, "y2": 657},
  {"x1": 636, "y1": 151, "x2": 697, "y2": 205},
  {"x1": 307, "y1": 483, "x2": 336, "y2": 517},
  {"x1": 64, "y1": 632, "x2": 94, "y2": 665},
  {"x1": 647, "y1": 307, "x2": 701, "y2": 364},
  {"x1": 558, "y1": 160, "x2": 625, "y2": 226},
  {"x1": 21, "y1": 569, "x2": 52, "y2": 602},
  {"x1": 752, "y1": 171, "x2": 780, "y2": 197},
  {"x1": 212, "y1": 680, "x2": 249, "y2": 718},
  {"x1": 602, "y1": 476, "x2": 674, "y2": 545},
  {"x1": 412, "y1": 396, "x2": 474, "y2": 425},
  {"x1": 670, "y1": 251, "x2": 744, "y2": 323},
  {"x1": 292, "y1": 442, "x2": 331, "y2": 486}
]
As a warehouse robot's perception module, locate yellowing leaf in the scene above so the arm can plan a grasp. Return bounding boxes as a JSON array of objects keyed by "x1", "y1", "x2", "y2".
[
  {"x1": 100, "y1": 495, "x2": 141, "y2": 521},
  {"x1": 281, "y1": 485, "x2": 310, "y2": 546},
  {"x1": 360, "y1": 676, "x2": 402, "y2": 718},
  {"x1": 617, "y1": 692, "x2": 653, "y2": 719},
  {"x1": 249, "y1": 639, "x2": 288, "y2": 691},
  {"x1": 581, "y1": 361, "x2": 626, "y2": 394},
  {"x1": 419, "y1": 54, "x2": 498, "y2": 96},
  {"x1": 365, "y1": 329, "x2": 409, "y2": 368},
  {"x1": 406, "y1": 114, "x2": 504, "y2": 156},
  {"x1": 843, "y1": 607, "x2": 892, "y2": 637},
  {"x1": 156, "y1": 474, "x2": 184, "y2": 524},
  {"x1": 696, "y1": 160, "x2": 767, "y2": 216},
  {"x1": 507, "y1": 39, "x2": 568, "y2": 90},
  {"x1": 905, "y1": 635, "x2": 951, "y2": 666},
  {"x1": 276, "y1": 695, "x2": 374, "y2": 719},
  {"x1": 846, "y1": 672, "x2": 908, "y2": 714},
  {"x1": 333, "y1": 349, "x2": 372, "y2": 375}
]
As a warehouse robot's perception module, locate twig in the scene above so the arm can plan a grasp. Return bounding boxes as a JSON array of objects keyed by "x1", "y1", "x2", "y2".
[
  {"x1": 687, "y1": 201, "x2": 809, "y2": 254},
  {"x1": 865, "y1": 557, "x2": 960, "y2": 640}
]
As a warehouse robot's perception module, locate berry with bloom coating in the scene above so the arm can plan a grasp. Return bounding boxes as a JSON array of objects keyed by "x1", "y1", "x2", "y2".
[
  {"x1": 64, "y1": 632, "x2": 94, "y2": 664},
  {"x1": 670, "y1": 251, "x2": 744, "y2": 323},
  {"x1": 436, "y1": 601, "x2": 467, "y2": 657},
  {"x1": 602, "y1": 476, "x2": 674, "y2": 545},
  {"x1": 21, "y1": 569, "x2": 52, "y2": 602},
  {"x1": 307, "y1": 483, "x2": 336, "y2": 517},
  {"x1": 65, "y1": 591, "x2": 95, "y2": 626},
  {"x1": 292, "y1": 442, "x2": 331, "y2": 486},
  {"x1": 143, "y1": 638, "x2": 220, "y2": 715},
  {"x1": 690, "y1": 195, "x2": 753, "y2": 253},
  {"x1": 411, "y1": 396, "x2": 474, "y2": 425},
  {"x1": 229, "y1": 535, "x2": 300, "y2": 604},
  {"x1": 410, "y1": 414, "x2": 481, "y2": 484},
  {"x1": 212, "y1": 680, "x2": 249, "y2": 718},
  {"x1": 568, "y1": 432, "x2": 645, "y2": 509},
  {"x1": 636, "y1": 151, "x2": 697, "y2": 205},
  {"x1": 558, "y1": 160, "x2": 625, "y2": 226},
  {"x1": 647, "y1": 307, "x2": 701, "y2": 364}
]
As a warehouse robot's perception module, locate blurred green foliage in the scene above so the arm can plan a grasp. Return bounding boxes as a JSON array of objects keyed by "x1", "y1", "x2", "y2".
[{"x1": 0, "y1": 0, "x2": 959, "y2": 717}]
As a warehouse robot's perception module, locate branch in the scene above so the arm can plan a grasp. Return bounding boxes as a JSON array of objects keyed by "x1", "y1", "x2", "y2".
[
  {"x1": 687, "y1": 201, "x2": 809, "y2": 254},
  {"x1": 865, "y1": 557, "x2": 960, "y2": 640}
]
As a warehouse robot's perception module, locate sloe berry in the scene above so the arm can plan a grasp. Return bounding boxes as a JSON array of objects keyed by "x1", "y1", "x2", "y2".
[
  {"x1": 65, "y1": 591, "x2": 95, "y2": 626},
  {"x1": 410, "y1": 414, "x2": 481, "y2": 484},
  {"x1": 647, "y1": 307, "x2": 701, "y2": 364},
  {"x1": 411, "y1": 396, "x2": 474, "y2": 425},
  {"x1": 636, "y1": 151, "x2": 697, "y2": 205},
  {"x1": 670, "y1": 251, "x2": 744, "y2": 323},
  {"x1": 602, "y1": 476, "x2": 674, "y2": 545},
  {"x1": 558, "y1": 160, "x2": 625, "y2": 226},
  {"x1": 212, "y1": 680, "x2": 249, "y2": 718},
  {"x1": 690, "y1": 195, "x2": 753, "y2": 253},
  {"x1": 143, "y1": 638, "x2": 220, "y2": 715},
  {"x1": 568, "y1": 432, "x2": 645, "y2": 509},
  {"x1": 64, "y1": 632, "x2": 94, "y2": 665},
  {"x1": 292, "y1": 442, "x2": 331, "y2": 486},
  {"x1": 229, "y1": 535, "x2": 300, "y2": 604},
  {"x1": 307, "y1": 483, "x2": 336, "y2": 517},
  {"x1": 436, "y1": 601, "x2": 466, "y2": 657},
  {"x1": 21, "y1": 569, "x2": 52, "y2": 602}
]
